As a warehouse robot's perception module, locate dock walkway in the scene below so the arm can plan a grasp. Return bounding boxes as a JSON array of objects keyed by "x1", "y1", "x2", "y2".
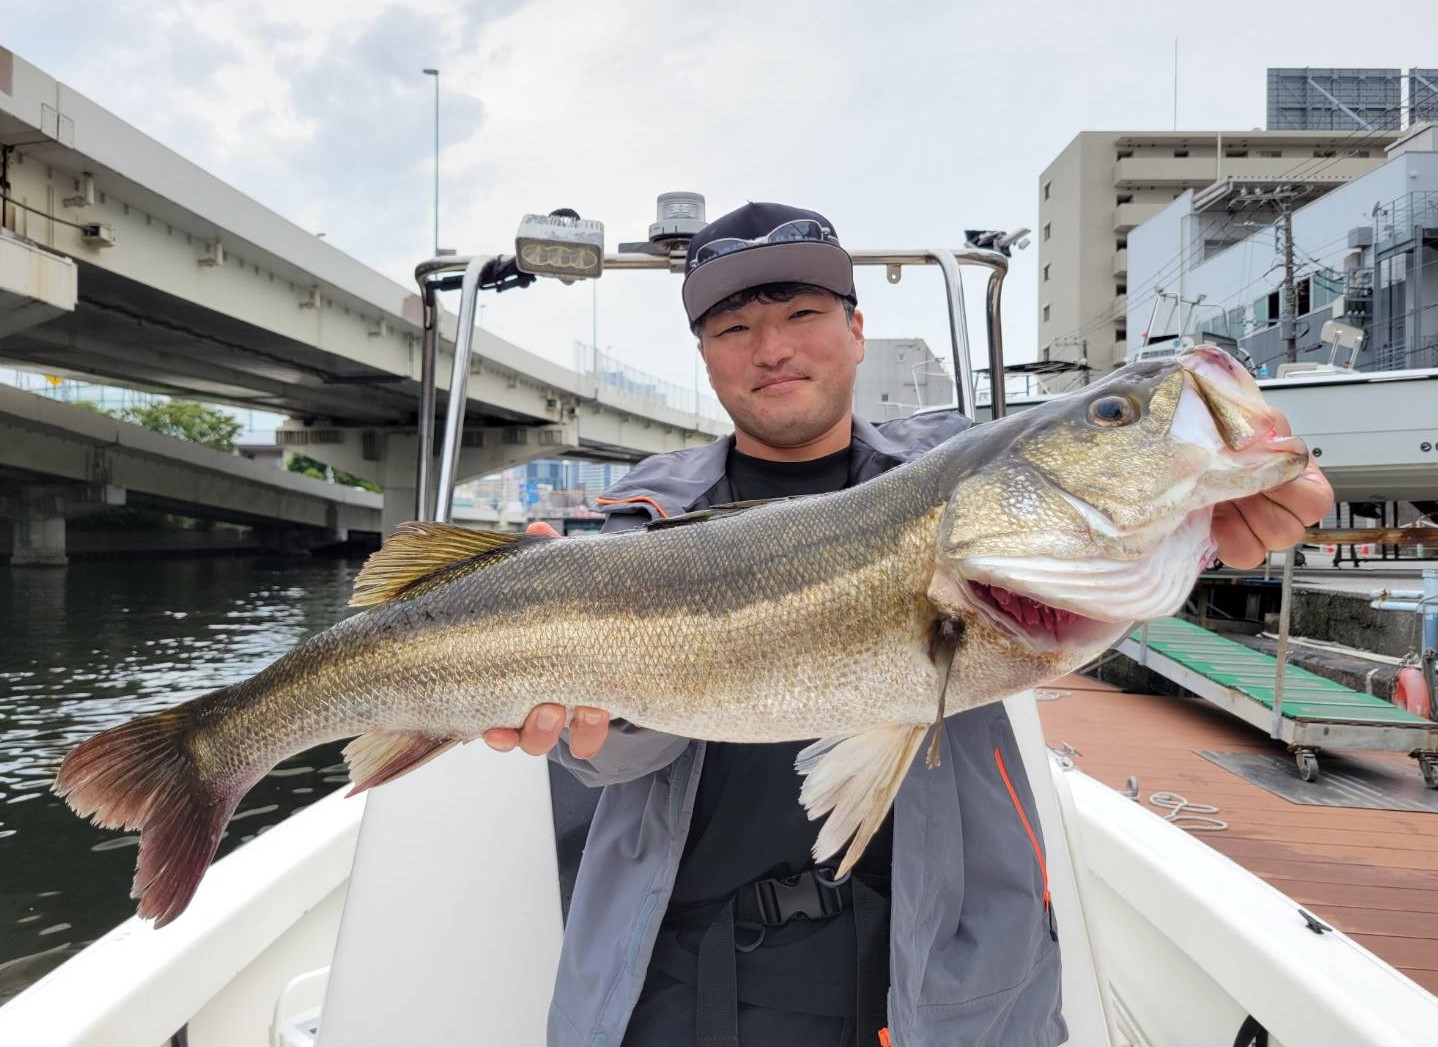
[{"x1": 1036, "y1": 676, "x2": 1438, "y2": 995}]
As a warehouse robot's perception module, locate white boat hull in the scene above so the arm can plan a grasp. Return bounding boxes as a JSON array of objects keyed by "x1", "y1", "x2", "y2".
[{"x1": 4, "y1": 694, "x2": 1437, "y2": 1046}]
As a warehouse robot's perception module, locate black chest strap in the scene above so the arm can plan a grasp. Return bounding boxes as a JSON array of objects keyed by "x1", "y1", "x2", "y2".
[{"x1": 689, "y1": 869, "x2": 890, "y2": 1046}]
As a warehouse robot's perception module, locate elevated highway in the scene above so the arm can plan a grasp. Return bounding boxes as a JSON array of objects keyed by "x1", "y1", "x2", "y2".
[
  {"x1": 0, "y1": 47, "x2": 727, "y2": 535},
  {"x1": 0, "y1": 384, "x2": 525, "y2": 565}
]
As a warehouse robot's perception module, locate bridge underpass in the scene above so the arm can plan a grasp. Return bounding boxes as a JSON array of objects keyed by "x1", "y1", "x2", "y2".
[
  {"x1": 0, "y1": 48, "x2": 728, "y2": 543},
  {"x1": 0, "y1": 384, "x2": 385, "y2": 565},
  {"x1": 0, "y1": 383, "x2": 555, "y2": 565}
]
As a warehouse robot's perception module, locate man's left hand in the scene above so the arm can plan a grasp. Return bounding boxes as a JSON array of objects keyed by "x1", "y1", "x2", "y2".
[{"x1": 1212, "y1": 459, "x2": 1333, "y2": 569}]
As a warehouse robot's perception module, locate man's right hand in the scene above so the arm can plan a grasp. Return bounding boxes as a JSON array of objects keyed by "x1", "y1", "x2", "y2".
[
  {"x1": 483, "y1": 704, "x2": 612, "y2": 759},
  {"x1": 484, "y1": 523, "x2": 612, "y2": 758}
]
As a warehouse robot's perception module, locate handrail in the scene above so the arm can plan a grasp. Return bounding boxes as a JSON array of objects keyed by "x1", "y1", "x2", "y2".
[{"x1": 414, "y1": 244, "x2": 1014, "y2": 520}]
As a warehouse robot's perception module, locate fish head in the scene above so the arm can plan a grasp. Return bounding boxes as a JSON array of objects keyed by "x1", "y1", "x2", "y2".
[{"x1": 928, "y1": 345, "x2": 1308, "y2": 655}]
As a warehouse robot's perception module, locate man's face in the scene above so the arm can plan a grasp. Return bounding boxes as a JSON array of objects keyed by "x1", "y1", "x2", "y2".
[{"x1": 697, "y1": 291, "x2": 865, "y2": 460}]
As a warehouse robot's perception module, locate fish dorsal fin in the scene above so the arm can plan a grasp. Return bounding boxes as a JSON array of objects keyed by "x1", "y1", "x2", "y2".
[
  {"x1": 647, "y1": 497, "x2": 791, "y2": 530},
  {"x1": 350, "y1": 521, "x2": 546, "y2": 607}
]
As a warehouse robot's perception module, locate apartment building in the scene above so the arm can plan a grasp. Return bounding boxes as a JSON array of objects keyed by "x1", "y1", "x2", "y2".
[{"x1": 1036, "y1": 129, "x2": 1399, "y2": 385}]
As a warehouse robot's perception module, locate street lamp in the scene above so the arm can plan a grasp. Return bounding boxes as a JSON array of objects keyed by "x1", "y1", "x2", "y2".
[{"x1": 422, "y1": 67, "x2": 440, "y2": 257}]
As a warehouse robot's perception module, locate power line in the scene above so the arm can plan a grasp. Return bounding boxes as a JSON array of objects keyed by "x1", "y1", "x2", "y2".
[{"x1": 0, "y1": 192, "x2": 96, "y2": 232}]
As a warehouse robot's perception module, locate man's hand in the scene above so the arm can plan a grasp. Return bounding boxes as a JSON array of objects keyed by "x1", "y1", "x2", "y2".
[
  {"x1": 1212, "y1": 459, "x2": 1333, "y2": 568},
  {"x1": 482, "y1": 522, "x2": 613, "y2": 758},
  {"x1": 483, "y1": 704, "x2": 613, "y2": 759}
]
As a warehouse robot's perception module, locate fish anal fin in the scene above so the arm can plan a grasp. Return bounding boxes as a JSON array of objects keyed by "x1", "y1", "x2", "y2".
[
  {"x1": 343, "y1": 730, "x2": 462, "y2": 795},
  {"x1": 350, "y1": 521, "x2": 546, "y2": 607},
  {"x1": 795, "y1": 723, "x2": 929, "y2": 878}
]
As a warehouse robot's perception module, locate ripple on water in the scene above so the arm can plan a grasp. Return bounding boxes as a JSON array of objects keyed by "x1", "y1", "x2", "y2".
[
  {"x1": 90, "y1": 836, "x2": 140, "y2": 853},
  {"x1": 230, "y1": 804, "x2": 280, "y2": 822},
  {"x1": 267, "y1": 767, "x2": 314, "y2": 778}
]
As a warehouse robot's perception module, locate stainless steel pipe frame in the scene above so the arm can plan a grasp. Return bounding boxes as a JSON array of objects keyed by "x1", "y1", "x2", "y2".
[{"x1": 412, "y1": 246, "x2": 1011, "y2": 523}]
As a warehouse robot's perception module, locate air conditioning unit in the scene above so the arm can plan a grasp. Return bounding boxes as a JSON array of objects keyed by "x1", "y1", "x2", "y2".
[{"x1": 80, "y1": 223, "x2": 115, "y2": 247}]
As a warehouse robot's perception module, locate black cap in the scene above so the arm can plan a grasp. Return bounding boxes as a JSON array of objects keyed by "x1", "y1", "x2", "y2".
[{"x1": 681, "y1": 202, "x2": 856, "y2": 326}]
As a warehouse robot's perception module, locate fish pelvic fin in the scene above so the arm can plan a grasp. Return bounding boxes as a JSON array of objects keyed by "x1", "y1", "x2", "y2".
[
  {"x1": 796, "y1": 723, "x2": 929, "y2": 878},
  {"x1": 53, "y1": 706, "x2": 244, "y2": 928},
  {"x1": 343, "y1": 730, "x2": 462, "y2": 795},
  {"x1": 350, "y1": 522, "x2": 549, "y2": 607}
]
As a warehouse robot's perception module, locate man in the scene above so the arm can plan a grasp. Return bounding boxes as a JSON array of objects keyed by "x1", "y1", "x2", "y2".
[{"x1": 486, "y1": 202, "x2": 1334, "y2": 1046}]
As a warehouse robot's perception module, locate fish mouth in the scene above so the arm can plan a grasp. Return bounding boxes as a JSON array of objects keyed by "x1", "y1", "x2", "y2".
[
  {"x1": 961, "y1": 581, "x2": 1124, "y2": 653},
  {"x1": 948, "y1": 509, "x2": 1219, "y2": 655},
  {"x1": 1179, "y1": 347, "x2": 1308, "y2": 460}
]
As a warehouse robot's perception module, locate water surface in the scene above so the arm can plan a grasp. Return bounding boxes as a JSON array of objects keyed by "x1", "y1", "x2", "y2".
[{"x1": 0, "y1": 556, "x2": 362, "y2": 1002}]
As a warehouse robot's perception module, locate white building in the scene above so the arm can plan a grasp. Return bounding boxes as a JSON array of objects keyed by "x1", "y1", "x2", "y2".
[
  {"x1": 1125, "y1": 125, "x2": 1438, "y2": 374},
  {"x1": 853, "y1": 338, "x2": 951, "y2": 420},
  {"x1": 1037, "y1": 130, "x2": 1399, "y2": 384}
]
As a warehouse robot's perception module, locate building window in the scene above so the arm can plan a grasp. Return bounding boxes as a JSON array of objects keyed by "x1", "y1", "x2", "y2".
[
  {"x1": 1258, "y1": 149, "x2": 1281, "y2": 158},
  {"x1": 1043, "y1": 223, "x2": 1051, "y2": 241},
  {"x1": 1224, "y1": 147, "x2": 1249, "y2": 158},
  {"x1": 1042, "y1": 304, "x2": 1051, "y2": 322},
  {"x1": 1116, "y1": 192, "x2": 1134, "y2": 205},
  {"x1": 1043, "y1": 180, "x2": 1052, "y2": 201},
  {"x1": 1173, "y1": 148, "x2": 1189, "y2": 157},
  {"x1": 1043, "y1": 264, "x2": 1050, "y2": 282}
]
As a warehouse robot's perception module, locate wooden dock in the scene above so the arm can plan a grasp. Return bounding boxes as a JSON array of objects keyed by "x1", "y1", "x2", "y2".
[{"x1": 1035, "y1": 674, "x2": 1438, "y2": 995}]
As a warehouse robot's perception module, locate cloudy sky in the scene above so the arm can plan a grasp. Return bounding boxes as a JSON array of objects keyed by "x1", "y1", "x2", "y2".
[{"x1": 3, "y1": 1, "x2": 1431, "y2": 400}]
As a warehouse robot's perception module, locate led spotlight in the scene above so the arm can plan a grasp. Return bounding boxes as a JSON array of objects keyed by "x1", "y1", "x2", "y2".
[{"x1": 515, "y1": 212, "x2": 605, "y2": 282}]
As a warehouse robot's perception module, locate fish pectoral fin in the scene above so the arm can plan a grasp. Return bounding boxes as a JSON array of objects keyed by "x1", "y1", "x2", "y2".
[
  {"x1": 343, "y1": 730, "x2": 463, "y2": 795},
  {"x1": 350, "y1": 521, "x2": 548, "y2": 607},
  {"x1": 795, "y1": 723, "x2": 929, "y2": 878}
]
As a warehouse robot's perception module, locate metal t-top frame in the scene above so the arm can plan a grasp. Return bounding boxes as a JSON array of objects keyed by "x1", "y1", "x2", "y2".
[{"x1": 412, "y1": 246, "x2": 1011, "y2": 524}]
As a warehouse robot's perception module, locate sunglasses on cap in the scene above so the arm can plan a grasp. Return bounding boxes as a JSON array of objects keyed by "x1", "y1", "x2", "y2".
[{"x1": 691, "y1": 219, "x2": 839, "y2": 269}]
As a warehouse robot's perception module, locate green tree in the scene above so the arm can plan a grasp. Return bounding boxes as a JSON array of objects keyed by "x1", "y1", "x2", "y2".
[
  {"x1": 114, "y1": 400, "x2": 243, "y2": 452},
  {"x1": 286, "y1": 453, "x2": 381, "y2": 493}
]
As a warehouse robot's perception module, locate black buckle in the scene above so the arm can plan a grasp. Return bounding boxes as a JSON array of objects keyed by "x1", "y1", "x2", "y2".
[{"x1": 752, "y1": 868, "x2": 847, "y2": 926}]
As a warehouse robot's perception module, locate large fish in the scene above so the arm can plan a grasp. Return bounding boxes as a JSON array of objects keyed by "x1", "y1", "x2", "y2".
[{"x1": 55, "y1": 346, "x2": 1306, "y2": 927}]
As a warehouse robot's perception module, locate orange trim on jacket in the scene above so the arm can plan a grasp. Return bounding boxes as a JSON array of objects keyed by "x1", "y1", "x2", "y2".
[
  {"x1": 594, "y1": 494, "x2": 671, "y2": 519},
  {"x1": 993, "y1": 746, "x2": 1051, "y2": 910}
]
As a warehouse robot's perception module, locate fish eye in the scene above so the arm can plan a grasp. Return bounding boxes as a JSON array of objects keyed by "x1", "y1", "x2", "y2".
[{"x1": 1088, "y1": 395, "x2": 1138, "y2": 427}]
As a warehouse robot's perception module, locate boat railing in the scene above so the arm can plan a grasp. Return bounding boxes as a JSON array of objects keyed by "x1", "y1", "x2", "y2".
[{"x1": 411, "y1": 222, "x2": 1013, "y2": 523}]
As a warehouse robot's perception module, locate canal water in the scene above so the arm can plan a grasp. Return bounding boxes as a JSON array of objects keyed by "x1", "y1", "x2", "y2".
[{"x1": 0, "y1": 556, "x2": 364, "y2": 1003}]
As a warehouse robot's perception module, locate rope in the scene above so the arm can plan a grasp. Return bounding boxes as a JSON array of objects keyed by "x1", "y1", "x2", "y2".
[{"x1": 1147, "y1": 791, "x2": 1228, "y2": 832}]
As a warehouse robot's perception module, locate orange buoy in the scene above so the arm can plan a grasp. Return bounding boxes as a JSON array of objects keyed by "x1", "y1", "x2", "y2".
[{"x1": 1396, "y1": 666, "x2": 1431, "y2": 719}]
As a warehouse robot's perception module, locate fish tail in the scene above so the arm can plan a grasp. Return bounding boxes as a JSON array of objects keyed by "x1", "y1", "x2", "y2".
[{"x1": 53, "y1": 703, "x2": 244, "y2": 927}]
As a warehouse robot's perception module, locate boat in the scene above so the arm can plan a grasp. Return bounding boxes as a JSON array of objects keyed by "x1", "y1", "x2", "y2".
[
  {"x1": 4, "y1": 199, "x2": 1438, "y2": 1046},
  {"x1": 6, "y1": 686, "x2": 1438, "y2": 1046}
]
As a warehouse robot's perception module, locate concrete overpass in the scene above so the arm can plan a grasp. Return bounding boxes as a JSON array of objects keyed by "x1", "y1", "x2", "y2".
[
  {"x1": 0, "y1": 384, "x2": 531, "y2": 565},
  {"x1": 0, "y1": 47, "x2": 727, "y2": 533}
]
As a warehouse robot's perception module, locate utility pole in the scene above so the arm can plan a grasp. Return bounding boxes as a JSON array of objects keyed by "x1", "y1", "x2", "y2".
[{"x1": 1280, "y1": 208, "x2": 1298, "y2": 364}]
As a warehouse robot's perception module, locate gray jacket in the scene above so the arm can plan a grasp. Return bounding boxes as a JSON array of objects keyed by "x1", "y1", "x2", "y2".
[{"x1": 547, "y1": 413, "x2": 1065, "y2": 1047}]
